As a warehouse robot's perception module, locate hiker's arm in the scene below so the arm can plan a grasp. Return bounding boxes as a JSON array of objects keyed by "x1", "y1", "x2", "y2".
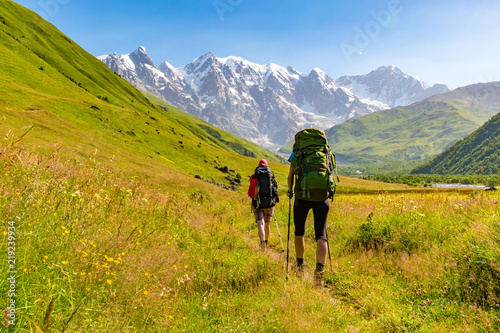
[
  {"x1": 248, "y1": 176, "x2": 257, "y2": 198},
  {"x1": 287, "y1": 165, "x2": 294, "y2": 198}
]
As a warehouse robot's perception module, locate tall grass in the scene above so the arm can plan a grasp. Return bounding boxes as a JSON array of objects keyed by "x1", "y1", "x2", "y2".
[
  {"x1": 1, "y1": 143, "x2": 500, "y2": 332},
  {"x1": 328, "y1": 191, "x2": 500, "y2": 331},
  {"x1": 0, "y1": 143, "x2": 290, "y2": 331}
]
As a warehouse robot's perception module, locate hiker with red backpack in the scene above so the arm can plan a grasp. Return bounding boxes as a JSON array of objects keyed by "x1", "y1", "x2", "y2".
[
  {"x1": 286, "y1": 128, "x2": 338, "y2": 287},
  {"x1": 248, "y1": 159, "x2": 279, "y2": 250}
]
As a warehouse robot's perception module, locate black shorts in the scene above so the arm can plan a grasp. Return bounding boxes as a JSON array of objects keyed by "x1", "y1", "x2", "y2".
[{"x1": 293, "y1": 198, "x2": 330, "y2": 241}]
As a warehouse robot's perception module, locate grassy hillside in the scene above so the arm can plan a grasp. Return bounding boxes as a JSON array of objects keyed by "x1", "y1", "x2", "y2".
[
  {"x1": 412, "y1": 111, "x2": 500, "y2": 175},
  {"x1": 0, "y1": 0, "x2": 284, "y2": 190},
  {"x1": 280, "y1": 84, "x2": 500, "y2": 167}
]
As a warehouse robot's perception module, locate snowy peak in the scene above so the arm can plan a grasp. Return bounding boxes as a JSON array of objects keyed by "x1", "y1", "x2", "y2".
[
  {"x1": 157, "y1": 60, "x2": 176, "y2": 76},
  {"x1": 184, "y1": 51, "x2": 218, "y2": 75},
  {"x1": 310, "y1": 67, "x2": 326, "y2": 78},
  {"x1": 374, "y1": 65, "x2": 406, "y2": 76},
  {"x1": 286, "y1": 65, "x2": 301, "y2": 76},
  {"x1": 129, "y1": 46, "x2": 155, "y2": 67},
  {"x1": 370, "y1": 65, "x2": 427, "y2": 89},
  {"x1": 133, "y1": 46, "x2": 149, "y2": 58},
  {"x1": 336, "y1": 65, "x2": 450, "y2": 108}
]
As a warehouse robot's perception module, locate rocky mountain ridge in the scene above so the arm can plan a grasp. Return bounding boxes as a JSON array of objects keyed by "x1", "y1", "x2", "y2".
[{"x1": 98, "y1": 47, "x2": 450, "y2": 150}]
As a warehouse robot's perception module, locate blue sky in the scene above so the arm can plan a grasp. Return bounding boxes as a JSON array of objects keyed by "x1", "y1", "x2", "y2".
[{"x1": 15, "y1": 0, "x2": 500, "y2": 89}]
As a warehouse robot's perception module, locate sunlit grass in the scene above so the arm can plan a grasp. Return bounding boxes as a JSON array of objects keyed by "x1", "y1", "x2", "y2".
[
  {"x1": 1, "y1": 143, "x2": 500, "y2": 332},
  {"x1": 3, "y1": 1, "x2": 500, "y2": 331}
]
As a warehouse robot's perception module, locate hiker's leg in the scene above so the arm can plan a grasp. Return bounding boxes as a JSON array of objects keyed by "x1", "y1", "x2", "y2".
[
  {"x1": 312, "y1": 199, "x2": 330, "y2": 265},
  {"x1": 314, "y1": 240, "x2": 327, "y2": 287},
  {"x1": 294, "y1": 199, "x2": 311, "y2": 262},
  {"x1": 254, "y1": 208, "x2": 265, "y2": 243},
  {"x1": 295, "y1": 235, "x2": 305, "y2": 259},
  {"x1": 316, "y1": 239, "x2": 328, "y2": 265},
  {"x1": 257, "y1": 217, "x2": 265, "y2": 243}
]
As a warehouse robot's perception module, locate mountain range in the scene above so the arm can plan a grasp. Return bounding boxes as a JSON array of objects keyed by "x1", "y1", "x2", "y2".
[
  {"x1": 5, "y1": 0, "x2": 496, "y2": 179},
  {"x1": 98, "y1": 47, "x2": 450, "y2": 150}
]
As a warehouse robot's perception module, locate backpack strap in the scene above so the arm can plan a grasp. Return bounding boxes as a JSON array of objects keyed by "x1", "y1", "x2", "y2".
[
  {"x1": 296, "y1": 149, "x2": 309, "y2": 199},
  {"x1": 268, "y1": 167, "x2": 272, "y2": 199}
]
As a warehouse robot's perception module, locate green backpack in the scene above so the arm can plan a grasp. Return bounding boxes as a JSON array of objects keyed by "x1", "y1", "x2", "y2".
[{"x1": 290, "y1": 128, "x2": 338, "y2": 201}]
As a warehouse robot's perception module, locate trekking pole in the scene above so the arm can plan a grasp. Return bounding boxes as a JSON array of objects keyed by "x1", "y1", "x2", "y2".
[
  {"x1": 326, "y1": 229, "x2": 332, "y2": 271},
  {"x1": 326, "y1": 192, "x2": 336, "y2": 271},
  {"x1": 248, "y1": 206, "x2": 253, "y2": 236},
  {"x1": 273, "y1": 212, "x2": 285, "y2": 252},
  {"x1": 286, "y1": 197, "x2": 291, "y2": 280}
]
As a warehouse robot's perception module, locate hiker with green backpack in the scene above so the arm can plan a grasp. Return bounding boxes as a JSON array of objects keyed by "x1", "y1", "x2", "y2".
[
  {"x1": 286, "y1": 128, "x2": 337, "y2": 287},
  {"x1": 248, "y1": 159, "x2": 280, "y2": 250}
]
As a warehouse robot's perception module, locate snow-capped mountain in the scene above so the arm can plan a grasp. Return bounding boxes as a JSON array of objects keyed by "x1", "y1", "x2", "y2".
[
  {"x1": 98, "y1": 47, "x2": 449, "y2": 150},
  {"x1": 336, "y1": 65, "x2": 450, "y2": 108}
]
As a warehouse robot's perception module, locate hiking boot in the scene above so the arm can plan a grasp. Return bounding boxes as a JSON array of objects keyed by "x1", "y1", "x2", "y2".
[
  {"x1": 294, "y1": 262, "x2": 306, "y2": 278},
  {"x1": 260, "y1": 240, "x2": 267, "y2": 251},
  {"x1": 314, "y1": 269, "x2": 325, "y2": 288}
]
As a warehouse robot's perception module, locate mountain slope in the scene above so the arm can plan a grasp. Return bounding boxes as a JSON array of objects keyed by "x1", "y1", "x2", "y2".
[
  {"x1": 99, "y1": 48, "x2": 448, "y2": 150},
  {"x1": 280, "y1": 82, "x2": 500, "y2": 164},
  {"x1": 0, "y1": 0, "x2": 282, "y2": 188},
  {"x1": 411, "y1": 111, "x2": 500, "y2": 175}
]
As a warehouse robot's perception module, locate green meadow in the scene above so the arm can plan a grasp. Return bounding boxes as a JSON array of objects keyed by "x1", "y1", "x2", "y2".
[
  {"x1": 2, "y1": 143, "x2": 500, "y2": 332},
  {"x1": 1, "y1": 0, "x2": 500, "y2": 331}
]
